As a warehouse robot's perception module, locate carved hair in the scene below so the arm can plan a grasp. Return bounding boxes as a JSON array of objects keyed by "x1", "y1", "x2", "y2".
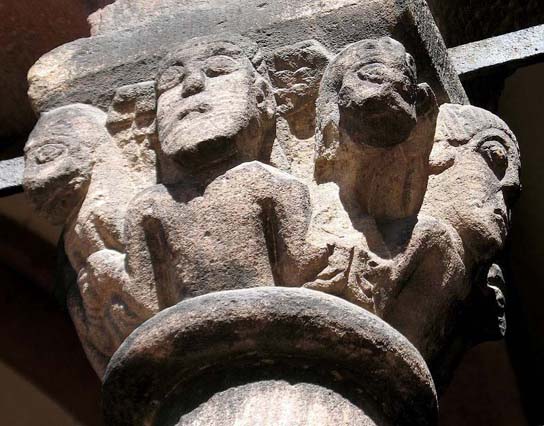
[
  {"x1": 435, "y1": 103, "x2": 518, "y2": 148},
  {"x1": 25, "y1": 103, "x2": 108, "y2": 152},
  {"x1": 434, "y1": 103, "x2": 521, "y2": 196}
]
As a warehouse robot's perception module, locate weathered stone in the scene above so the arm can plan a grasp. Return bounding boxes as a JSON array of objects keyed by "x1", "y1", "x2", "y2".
[
  {"x1": 24, "y1": 104, "x2": 109, "y2": 226},
  {"x1": 27, "y1": 0, "x2": 468, "y2": 118},
  {"x1": 301, "y1": 38, "x2": 469, "y2": 369},
  {"x1": 423, "y1": 103, "x2": 521, "y2": 265},
  {"x1": 170, "y1": 380, "x2": 379, "y2": 426},
  {"x1": 20, "y1": 1, "x2": 522, "y2": 422},
  {"x1": 153, "y1": 34, "x2": 276, "y2": 183},
  {"x1": 102, "y1": 287, "x2": 438, "y2": 426},
  {"x1": 125, "y1": 161, "x2": 329, "y2": 308},
  {"x1": 23, "y1": 98, "x2": 157, "y2": 376},
  {"x1": 314, "y1": 36, "x2": 438, "y2": 219},
  {"x1": 0, "y1": 157, "x2": 24, "y2": 196},
  {"x1": 269, "y1": 39, "x2": 333, "y2": 138}
]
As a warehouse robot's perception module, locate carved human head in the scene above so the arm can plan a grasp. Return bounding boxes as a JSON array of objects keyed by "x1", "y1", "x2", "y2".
[
  {"x1": 155, "y1": 33, "x2": 276, "y2": 171},
  {"x1": 23, "y1": 104, "x2": 109, "y2": 225},
  {"x1": 316, "y1": 37, "x2": 435, "y2": 152},
  {"x1": 269, "y1": 39, "x2": 332, "y2": 138},
  {"x1": 424, "y1": 104, "x2": 521, "y2": 261},
  {"x1": 314, "y1": 37, "x2": 437, "y2": 220}
]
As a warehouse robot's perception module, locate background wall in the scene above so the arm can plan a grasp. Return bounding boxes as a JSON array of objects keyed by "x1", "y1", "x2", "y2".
[
  {"x1": 501, "y1": 63, "x2": 544, "y2": 424},
  {"x1": 0, "y1": 0, "x2": 113, "y2": 158}
]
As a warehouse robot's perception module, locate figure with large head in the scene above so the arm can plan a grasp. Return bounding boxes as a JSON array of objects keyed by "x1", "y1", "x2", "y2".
[
  {"x1": 125, "y1": 33, "x2": 329, "y2": 317},
  {"x1": 314, "y1": 37, "x2": 438, "y2": 221},
  {"x1": 394, "y1": 104, "x2": 520, "y2": 383},
  {"x1": 24, "y1": 97, "x2": 159, "y2": 379},
  {"x1": 307, "y1": 38, "x2": 471, "y2": 372},
  {"x1": 155, "y1": 33, "x2": 276, "y2": 176}
]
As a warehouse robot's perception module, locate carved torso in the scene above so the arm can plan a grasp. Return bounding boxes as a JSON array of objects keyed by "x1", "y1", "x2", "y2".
[{"x1": 125, "y1": 161, "x2": 324, "y2": 308}]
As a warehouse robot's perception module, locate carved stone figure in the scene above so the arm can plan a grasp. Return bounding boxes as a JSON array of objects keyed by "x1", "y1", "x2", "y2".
[
  {"x1": 419, "y1": 104, "x2": 521, "y2": 378},
  {"x1": 314, "y1": 36, "x2": 438, "y2": 220},
  {"x1": 305, "y1": 37, "x2": 466, "y2": 367},
  {"x1": 23, "y1": 95, "x2": 158, "y2": 376},
  {"x1": 154, "y1": 33, "x2": 275, "y2": 184},
  {"x1": 21, "y1": 1, "x2": 521, "y2": 420},
  {"x1": 269, "y1": 39, "x2": 333, "y2": 139},
  {"x1": 125, "y1": 34, "x2": 328, "y2": 311},
  {"x1": 24, "y1": 104, "x2": 108, "y2": 227},
  {"x1": 424, "y1": 103, "x2": 521, "y2": 266},
  {"x1": 268, "y1": 39, "x2": 333, "y2": 178}
]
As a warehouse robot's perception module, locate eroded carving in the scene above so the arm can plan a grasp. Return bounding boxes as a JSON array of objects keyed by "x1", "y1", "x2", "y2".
[
  {"x1": 24, "y1": 105, "x2": 108, "y2": 226},
  {"x1": 268, "y1": 39, "x2": 333, "y2": 178},
  {"x1": 24, "y1": 94, "x2": 158, "y2": 375},
  {"x1": 420, "y1": 104, "x2": 520, "y2": 376},
  {"x1": 23, "y1": 31, "x2": 520, "y2": 414},
  {"x1": 155, "y1": 33, "x2": 276, "y2": 183},
  {"x1": 315, "y1": 36, "x2": 438, "y2": 220},
  {"x1": 424, "y1": 103, "x2": 521, "y2": 265},
  {"x1": 269, "y1": 39, "x2": 333, "y2": 139},
  {"x1": 302, "y1": 38, "x2": 465, "y2": 367},
  {"x1": 125, "y1": 34, "x2": 327, "y2": 312}
]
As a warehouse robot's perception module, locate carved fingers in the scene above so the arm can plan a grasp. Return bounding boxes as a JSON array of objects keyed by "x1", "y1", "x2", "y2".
[
  {"x1": 303, "y1": 245, "x2": 353, "y2": 296},
  {"x1": 76, "y1": 249, "x2": 154, "y2": 360}
]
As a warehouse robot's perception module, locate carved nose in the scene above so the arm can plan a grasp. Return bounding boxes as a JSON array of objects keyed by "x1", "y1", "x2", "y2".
[{"x1": 181, "y1": 70, "x2": 205, "y2": 97}]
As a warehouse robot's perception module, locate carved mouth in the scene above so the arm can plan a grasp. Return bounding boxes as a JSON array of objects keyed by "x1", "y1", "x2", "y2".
[
  {"x1": 162, "y1": 103, "x2": 213, "y2": 140},
  {"x1": 177, "y1": 104, "x2": 211, "y2": 121}
]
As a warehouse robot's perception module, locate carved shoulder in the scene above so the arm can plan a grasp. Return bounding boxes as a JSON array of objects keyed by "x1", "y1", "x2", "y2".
[{"x1": 125, "y1": 184, "x2": 169, "y2": 224}]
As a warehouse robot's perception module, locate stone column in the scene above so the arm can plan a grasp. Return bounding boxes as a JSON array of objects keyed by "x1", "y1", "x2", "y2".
[
  {"x1": 102, "y1": 288, "x2": 437, "y2": 426},
  {"x1": 21, "y1": 1, "x2": 520, "y2": 424}
]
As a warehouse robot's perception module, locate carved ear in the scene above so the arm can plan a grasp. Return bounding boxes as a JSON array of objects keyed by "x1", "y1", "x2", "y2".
[{"x1": 416, "y1": 83, "x2": 437, "y2": 117}]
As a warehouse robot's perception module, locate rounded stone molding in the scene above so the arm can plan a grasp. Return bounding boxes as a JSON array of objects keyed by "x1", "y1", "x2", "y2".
[{"x1": 102, "y1": 287, "x2": 437, "y2": 426}]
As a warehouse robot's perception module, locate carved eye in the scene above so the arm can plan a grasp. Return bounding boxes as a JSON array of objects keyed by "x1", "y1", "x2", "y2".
[
  {"x1": 356, "y1": 63, "x2": 386, "y2": 83},
  {"x1": 157, "y1": 65, "x2": 185, "y2": 95},
  {"x1": 34, "y1": 144, "x2": 66, "y2": 164},
  {"x1": 203, "y1": 55, "x2": 239, "y2": 77},
  {"x1": 477, "y1": 140, "x2": 508, "y2": 179}
]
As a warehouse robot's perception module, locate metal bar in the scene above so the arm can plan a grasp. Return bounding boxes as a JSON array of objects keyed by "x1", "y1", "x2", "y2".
[
  {"x1": 0, "y1": 156, "x2": 24, "y2": 196},
  {"x1": 449, "y1": 24, "x2": 544, "y2": 80}
]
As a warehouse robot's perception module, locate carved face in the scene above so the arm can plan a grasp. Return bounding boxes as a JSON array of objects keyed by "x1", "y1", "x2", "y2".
[
  {"x1": 23, "y1": 105, "x2": 106, "y2": 225},
  {"x1": 336, "y1": 38, "x2": 418, "y2": 147},
  {"x1": 270, "y1": 40, "x2": 331, "y2": 117},
  {"x1": 425, "y1": 111, "x2": 521, "y2": 260},
  {"x1": 156, "y1": 40, "x2": 267, "y2": 170}
]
